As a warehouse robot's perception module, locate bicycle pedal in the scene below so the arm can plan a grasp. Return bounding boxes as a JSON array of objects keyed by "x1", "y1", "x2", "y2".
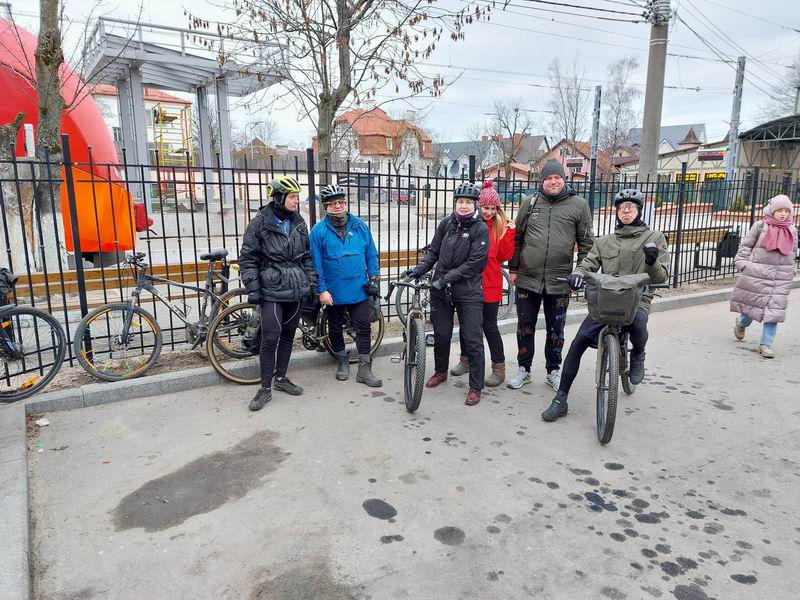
[
  {"x1": 390, "y1": 353, "x2": 402, "y2": 363},
  {"x1": 425, "y1": 333, "x2": 435, "y2": 347}
]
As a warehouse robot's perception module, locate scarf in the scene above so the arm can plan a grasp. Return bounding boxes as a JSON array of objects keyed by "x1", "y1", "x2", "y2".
[
  {"x1": 761, "y1": 215, "x2": 794, "y2": 256},
  {"x1": 452, "y1": 209, "x2": 478, "y2": 222},
  {"x1": 329, "y1": 213, "x2": 348, "y2": 240},
  {"x1": 271, "y1": 198, "x2": 294, "y2": 221}
]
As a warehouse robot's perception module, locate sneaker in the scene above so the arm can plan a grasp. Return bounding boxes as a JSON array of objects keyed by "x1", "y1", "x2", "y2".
[
  {"x1": 425, "y1": 372, "x2": 448, "y2": 388},
  {"x1": 273, "y1": 376, "x2": 304, "y2": 395},
  {"x1": 507, "y1": 366, "x2": 531, "y2": 389},
  {"x1": 541, "y1": 391, "x2": 569, "y2": 422},
  {"x1": 758, "y1": 345, "x2": 774, "y2": 359},
  {"x1": 734, "y1": 321, "x2": 745, "y2": 340},
  {"x1": 629, "y1": 352, "x2": 645, "y2": 385},
  {"x1": 545, "y1": 369, "x2": 561, "y2": 392},
  {"x1": 249, "y1": 387, "x2": 272, "y2": 411}
]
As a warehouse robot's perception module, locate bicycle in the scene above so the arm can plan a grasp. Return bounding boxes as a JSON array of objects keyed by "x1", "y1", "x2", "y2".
[
  {"x1": 386, "y1": 276, "x2": 432, "y2": 413},
  {"x1": 0, "y1": 300, "x2": 66, "y2": 402},
  {"x1": 206, "y1": 297, "x2": 386, "y2": 385},
  {"x1": 73, "y1": 249, "x2": 246, "y2": 381}
]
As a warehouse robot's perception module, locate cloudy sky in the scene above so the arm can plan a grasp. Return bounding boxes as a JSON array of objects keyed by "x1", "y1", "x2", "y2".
[{"x1": 7, "y1": 0, "x2": 800, "y2": 148}]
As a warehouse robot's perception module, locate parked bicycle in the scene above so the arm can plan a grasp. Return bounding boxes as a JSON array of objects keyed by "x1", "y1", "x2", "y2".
[
  {"x1": 206, "y1": 297, "x2": 386, "y2": 385},
  {"x1": 386, "y1": 276, "x2": 432, "y2": 413},
  {"x1": 73, "y1": 250, "x2": 245, "y2": 381}
]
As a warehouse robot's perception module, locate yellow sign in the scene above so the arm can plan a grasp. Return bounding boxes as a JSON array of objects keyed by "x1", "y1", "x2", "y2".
[
  {"x1": 675, "y1": 172, "x2": 699, "y2": 182},
  {"x1": 704, "y1": 172, "x2": 726, "y2": 180}
]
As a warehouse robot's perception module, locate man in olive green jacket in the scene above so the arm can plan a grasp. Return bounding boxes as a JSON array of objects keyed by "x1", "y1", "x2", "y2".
[
  {"x1": 507, "y1": 159, "x2": 594, "y2": 392},
  {"x1": 541, "y1": 189, "x2": 670, "y2": 422}
]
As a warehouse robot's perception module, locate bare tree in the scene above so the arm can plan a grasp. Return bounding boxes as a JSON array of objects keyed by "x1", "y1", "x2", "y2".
[
  {"x1": 757, "y1": 57, "x2": 800, "y2": 121},
  {"x1": 547, "y1": 56, "x2": 591, "y2": 147},
  {"x1": 188, "y1": 0, "x2": 483, "y2": 173},
  {"x1": 600, "y1": 56, "x2": 641, "y2": 156},
  {"x1": 489, "y1": 99, "x2": 533, "y2": 180},
  {"x1": 249, "y1": 118, "x2": 279, "y2": 149},
  {"x1": 463, "y1": 121, "x2": 491, "y2": 169}
]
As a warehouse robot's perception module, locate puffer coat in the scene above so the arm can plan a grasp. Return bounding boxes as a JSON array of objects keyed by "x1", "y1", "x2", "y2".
[{"x1": 730, "y1": 220, "x2": 798, "y2": 323}]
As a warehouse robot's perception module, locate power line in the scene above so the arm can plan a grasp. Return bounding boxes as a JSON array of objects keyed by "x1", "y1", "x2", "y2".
[
  {"x1": 702, "y1": 0, "x2": 800, "y2": 34},
  {"x1": 513, "y1": 0, "x2": 644, "y2": 17}
]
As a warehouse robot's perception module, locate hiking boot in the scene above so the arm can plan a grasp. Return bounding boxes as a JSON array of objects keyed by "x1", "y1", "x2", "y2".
[
  {"x1": 759, "y1": 345, "x2": 774, "y2": 359},
  {"x1": 506, "y1": 366, "x2": 531, "y2": 389},
  {"x1": 450, "y1": 356, "x2": 470, "y2": 376},
  {"x1": 545, "y1": 369, "x2": 561, "y2": 392},
  {"x1": 426, "y1": 372, "x2": 448, "y2": 388},
  {"x1": 335, "y1": 351, "x2": 350, "y2": 381},
  {"x1": 485, "y1": 362, "x2": 506, "y2": 387},
  {"x1": 629, "y1": 352, "x2": 645, "y2": 385},
  {"x1": 541, "y1": 391, "x2": 569, "y2": 422},
  {"x1": 356, "y1": 354, "x2": 382, "y2": 387},
  {"x1": 734, "y1": 321, "x2": 746, "y2": 340},
  {"x1": 249, "y1": 387, "x2": 272, "y2": 411},
  {"x1": 273, "y1": 376, "x2": 303, "y2": 395},
  {"x1": 465, "y1": 388, "x2": 481, "y2": 406}
]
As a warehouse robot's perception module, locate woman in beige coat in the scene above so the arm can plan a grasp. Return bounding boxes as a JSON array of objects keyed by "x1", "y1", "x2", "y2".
[{"x1": 730, "y1": 195, "x2": 798, "y2": 358}]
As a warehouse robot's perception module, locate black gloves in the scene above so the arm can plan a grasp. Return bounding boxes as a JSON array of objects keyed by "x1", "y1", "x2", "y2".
[
  {"x1": 364, "y1": 277, "x2": 381, "y2": 297},
  {"x1": 401, "y1": 269, "x2": 419, "y2": 280},
  {"x1": 431, "y1": 279, "x2": 446, "y2": 291},
  {"x1": 643, "y1": 242, "x2": 659, "y2": 266},
  {"x1": 247, "y1": 291, "x2": 262, "y2": 305},
  {"x1": 567, "y1": 273, "x2": 584, "y2": 290}
]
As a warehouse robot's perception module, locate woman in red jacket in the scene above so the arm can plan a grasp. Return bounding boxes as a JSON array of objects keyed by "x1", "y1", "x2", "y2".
[{"x1": 450, "y1": 181, "x2": 516, "y2": 386}]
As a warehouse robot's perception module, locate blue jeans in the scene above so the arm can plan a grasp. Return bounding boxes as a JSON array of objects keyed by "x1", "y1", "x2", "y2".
[{"x1": 737, "y1": 314, "x2": 777, "y2": 347}]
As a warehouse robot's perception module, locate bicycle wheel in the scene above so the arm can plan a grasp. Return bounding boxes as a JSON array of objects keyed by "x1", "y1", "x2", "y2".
[
  {"x1": 596, "y1": 333, "x2": 620, "y2": 445},
  {"x1": 206, "y1": 302, "x2": 261, "y2": 385},
  {"x1": 394, "y1": 278, "x2": 430, "y2": 326},
  {"x1": 73, "y1": 303, "x2": 162, "y2": 382},
  {"x1": 620, "y1": 341, "x2": 637, "y2": 395},
  {"x1": 497, "y1": 269, "x2": 516, "y2": 321},
  {"x1": 0, "y1": 306, "x2": 66, "y2": 402},
  {"x1": 404, "y1": 316, "x2": 426, "y2": 413},
  {"x1": 320, "y1": 306, "x2": 386, "y2": 363}
]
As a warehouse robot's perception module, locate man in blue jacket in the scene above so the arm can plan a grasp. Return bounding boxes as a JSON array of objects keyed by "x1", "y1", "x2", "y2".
[{"x1": 310, "y1": 184, "x2": 382, "y2": 387}]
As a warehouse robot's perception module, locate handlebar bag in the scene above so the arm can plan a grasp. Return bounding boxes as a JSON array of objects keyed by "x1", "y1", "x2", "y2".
[{"x1": 584, "y1": 272, "x2": 649, "y2": 326}]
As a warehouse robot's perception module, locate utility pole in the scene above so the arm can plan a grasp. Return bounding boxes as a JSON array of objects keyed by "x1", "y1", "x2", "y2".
[
  {"x1": 639, "y1": 0, "x2": 671, "y2": 182},
  {"x1": 588, "y1": 85, "x2": 602, "y2": 212},
  {"x1": 725, "y1": 57, "x2": 746, "y2": 181}
]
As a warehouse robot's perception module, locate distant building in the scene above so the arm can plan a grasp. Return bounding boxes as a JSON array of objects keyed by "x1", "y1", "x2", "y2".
[
  {"x1": 617, "y1": 138, "x2": 728, "y2": 182},
  {"x1": 626, "y1": 124, "x2": 707, "y2": 154},
  {"x1": 533, "y1": 139, "x2": 617, "y2": 180},
  {"x1": 432, "y1": 138, "x2": 501, "y2": 178}
]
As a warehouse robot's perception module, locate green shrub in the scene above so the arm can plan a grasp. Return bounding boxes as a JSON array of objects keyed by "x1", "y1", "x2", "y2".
[{"x1": 729, "y1": 197, "x2": 747, "y2": 212}]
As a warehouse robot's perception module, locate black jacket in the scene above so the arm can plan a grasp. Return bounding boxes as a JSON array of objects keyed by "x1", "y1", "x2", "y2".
[
  {"x1": 239, "y1": 203, "x2": 316, "y2": 303},
  {"x1": 414, "y1": 214, "x2": 489, "y2": 303}
]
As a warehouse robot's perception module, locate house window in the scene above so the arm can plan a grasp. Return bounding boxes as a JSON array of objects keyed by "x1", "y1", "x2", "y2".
[
  {"x1": 386, "y1": 137, "x2": 393, "y2": 150},
  {"x1": 112, "y1": 127, "x2": 123, "y2": 142}
]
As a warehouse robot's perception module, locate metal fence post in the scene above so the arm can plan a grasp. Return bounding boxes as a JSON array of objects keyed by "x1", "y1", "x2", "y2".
[
  {"x1": 306, "y1": 148, "x2": 317, "y2": 226},
  {"x1": 468, "y1": 155, "x2": 476, "y2": 183},
  {"x1": 672, "y1": 162, "x2": 688, "y2": 289},
  {"x1": 748, "y1": 166, "x2": 760, "y2": 228}
]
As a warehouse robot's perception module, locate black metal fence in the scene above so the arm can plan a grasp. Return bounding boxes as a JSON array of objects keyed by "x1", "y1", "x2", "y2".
[{"x1": 2, "y1": 135, "x2": 798, "y2": 367}]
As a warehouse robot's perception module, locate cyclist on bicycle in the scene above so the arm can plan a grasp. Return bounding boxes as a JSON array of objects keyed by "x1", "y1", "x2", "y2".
[
  {"x1": 541, "y1": 188, "x2": 670, "y2": 422},
  {"x1": 239, "y1": 175, "x2": 317, "y2": 411},
  {"x1": 310, "y1": 184, "x2": 382, "y2": 387},
  {"x1": 404, "y1": 181, "x2": 489, "y2": 406}
]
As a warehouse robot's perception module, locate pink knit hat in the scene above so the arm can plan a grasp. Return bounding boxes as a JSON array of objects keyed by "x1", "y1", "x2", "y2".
[
  {"x1": 478, "y1": 181, "x2": 501, "y2": 207},
  {"x1": 763, "y1": 194, "x2": 794, "y2": 217}
]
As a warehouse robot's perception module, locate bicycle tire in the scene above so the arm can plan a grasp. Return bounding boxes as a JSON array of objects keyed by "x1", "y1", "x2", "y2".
[
  {"x1": 620, "y1": 335, "x2": 636, "y2": 395},
  {"x1": 206, "y1": 302, "x2": 261, "y2": 385},
  {"x1": 404, "y1": 317, "x2": 426, "y2": 413},
  {"x1": 73, "y1": 303, "x2": 162, "y2": 382},
  {"x1": 0, "y1": 306, "x2": 66, "y2": 402},
  {"x1": 497, "y1": 269, "x2": 516, "y2": 321},
  {"x1": 320, "y1": 306, "x2": 386, "y2": 363},
  {"x1": 596, "y1": 333, "x2": 620, "y2": 445},
  {"x1": 394, "y1": 278, "x2": 430, "y2": 327}
]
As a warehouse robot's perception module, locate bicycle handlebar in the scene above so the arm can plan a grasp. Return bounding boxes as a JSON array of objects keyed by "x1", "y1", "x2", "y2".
[
  {"x1": 556, "y1": 276, "x2": 670, "y2": 290},
  {"x1": 384, "y1": 276, "x2": 432, "y2": 301}
]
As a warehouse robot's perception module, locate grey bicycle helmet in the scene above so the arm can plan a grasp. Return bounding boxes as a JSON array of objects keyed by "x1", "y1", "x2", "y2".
[
  {"x1": 613, "y1": 188, "x2": 645, "y2": 208},
  {"x1": 320, "y1": 183, "x2": 346, "y2": 205},
  {"x1": 454, "y1": 181, "x2": 481, "y2": 201}
]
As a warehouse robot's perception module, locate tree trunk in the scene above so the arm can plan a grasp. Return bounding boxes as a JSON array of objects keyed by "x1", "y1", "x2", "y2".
[{"x1": 34, "y1": 0, "x2": 67, "y2": 273}]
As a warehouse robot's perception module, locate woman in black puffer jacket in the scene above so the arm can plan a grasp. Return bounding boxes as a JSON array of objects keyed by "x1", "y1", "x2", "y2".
[{"x1": 239, "y1": 176, "x2": 316, "y2": 411}]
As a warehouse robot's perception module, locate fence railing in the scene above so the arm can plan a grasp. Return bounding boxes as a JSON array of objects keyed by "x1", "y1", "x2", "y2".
[{"x1": 2, "y1": 136, "x2": 798, "y2": 367}]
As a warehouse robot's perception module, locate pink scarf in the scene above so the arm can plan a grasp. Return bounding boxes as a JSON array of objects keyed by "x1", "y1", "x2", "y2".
[{"x1": 761, "y1": 216, "x2": 794, "y2": 256}]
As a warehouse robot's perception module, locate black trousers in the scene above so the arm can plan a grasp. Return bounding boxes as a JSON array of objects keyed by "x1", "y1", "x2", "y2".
[
  {"x1": 457, "y1": 301, "x2": 505, "y2": 364},
  {"x1": 327, "y1": 299, "x2": 372, "y2": 356},
  {"x1": 559, "y1": 308, "x2": 649, "y2": 395},
  {"x1": 515, "y1": 288, "x2": 570, "y2": 374},
  {"x1": 259, "y1": 301, "x2": 302, "y2": 387},
  {"x1": 431, "y1": 294, "x2": 484, "y2": 390}
]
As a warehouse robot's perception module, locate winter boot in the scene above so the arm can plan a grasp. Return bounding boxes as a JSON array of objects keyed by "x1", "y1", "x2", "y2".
[
  {"x1": 734, "y1": 320, "x2": 745, "y2": 340},
  {"x1": 759, "y1": 345, "x2": 775, "y2": 359},
  {"x1": 629, "y1": 351, "x2": 646, "y2": 385},
  {"x1": 273, "y1": 376, "x2": 303, "y2": 395},
  {"x1": 485, "y1": 362, "x2": 506, "y2": 387},
  {"x1": 450, "y1": 356, "x2": 470, "y2": 376},
  {"x1": 249, "y1": 387, "x2": 272, "y2": 411},
  {"x1": 356, "y1": 354, "x2": 383, "y2": 387},
  {"x1": 426, "y1": 372, "x2": 448, "y2": 388},
  {"x1": 335, "y1": 351, "x2": 350, "y2": 381},
  {"x1": 541, "y1": 391, "x2": 569, "y2": 422},
  {"x1": 465, "y1": 388, "x2": 481, "y2": 406}
]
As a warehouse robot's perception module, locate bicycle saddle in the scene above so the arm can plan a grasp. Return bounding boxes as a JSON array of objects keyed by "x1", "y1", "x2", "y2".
[{"x1": 200, "y1": 249, "x2": 229, "y2": 261}]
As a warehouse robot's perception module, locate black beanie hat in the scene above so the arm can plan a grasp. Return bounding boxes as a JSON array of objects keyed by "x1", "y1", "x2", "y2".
[{"x1": 540, "y1": 159, "x2": 566, "y2": 180}]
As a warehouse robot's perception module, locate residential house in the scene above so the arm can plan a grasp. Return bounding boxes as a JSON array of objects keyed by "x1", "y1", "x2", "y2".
[
  {"x1": 626, "y1": 124, "x2": 707, "y2": 154},
  {"x1": 617, "y1": 138, "x2": 729, "y2": 183},
  {"x1": 432, "y1": 138, "x2": 501, "y2": 178},
  {"x1": 533, "y1": 139, "x2": 617, "y2": 181},
  {"x1": 91, "y1": 84, "x2": 193, "y2": 164}
]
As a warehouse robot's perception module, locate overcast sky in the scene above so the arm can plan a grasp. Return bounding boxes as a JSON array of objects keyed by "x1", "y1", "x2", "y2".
[{"x1": 7, "y1": 0, "x2": 800, "y2": 148}]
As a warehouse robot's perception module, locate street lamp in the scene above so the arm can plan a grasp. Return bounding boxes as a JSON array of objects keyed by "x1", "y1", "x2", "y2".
[{"x1": 245, "y1": 120, "x2": 264, "y2": 160}]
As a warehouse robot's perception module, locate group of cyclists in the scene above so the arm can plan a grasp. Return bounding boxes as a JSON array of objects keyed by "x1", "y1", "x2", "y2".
[{"x1": 239, "y1": 158, "x2": 671, "y2": 419}]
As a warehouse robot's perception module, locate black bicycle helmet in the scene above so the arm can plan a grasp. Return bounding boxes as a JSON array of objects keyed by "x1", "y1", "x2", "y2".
[
  {"x1": 454, "y1": 181, "x2": 481, "y2": 201},
  {"x1": 320, "y1": 183, "x2": 346, "y2": 205},
  {"x1": 613, "y1": 188, "x2": 645, "y2": 208}
]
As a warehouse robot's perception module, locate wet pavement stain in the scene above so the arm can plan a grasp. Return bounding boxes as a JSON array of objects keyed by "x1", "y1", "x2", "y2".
[
  {"x1": 362, "y1": 499, "x2": 397, "y2": 520},
  {"x1": 604, "y1": 463, "x2": 625, "y2": 471},
  {"x1": 112, "y1": 430, "x2": 290, "y2": 532},
  {"x1": 433, "y1": 526, "x2": 466, "y2": 545},
  {"x1": 379, "y1": 534, "x2": 405, "y2": 544},
  {"x1": 250, "y1": 561, "x2": 357, "y2": 599},
  {"x1": 730, "y1": 574, "x2": 757, "y2": 584},
  {"x1": 584, "y1": 492, "x2": 618, "y2": 512},
  {"x1": 672, "y1": 584, "x2": 709, "y2": 600}
]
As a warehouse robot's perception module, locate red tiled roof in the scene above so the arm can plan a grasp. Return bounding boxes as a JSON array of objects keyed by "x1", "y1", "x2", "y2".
[
  {"x1": 335, "y1": 107, "x2": 433, "y2": 159},
  {"x1": 92, "y1": 83, "x2": 191, "y2": 105},
  {"x1": 535, "y1": 139, "x2": 617, "y2": 175}
]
